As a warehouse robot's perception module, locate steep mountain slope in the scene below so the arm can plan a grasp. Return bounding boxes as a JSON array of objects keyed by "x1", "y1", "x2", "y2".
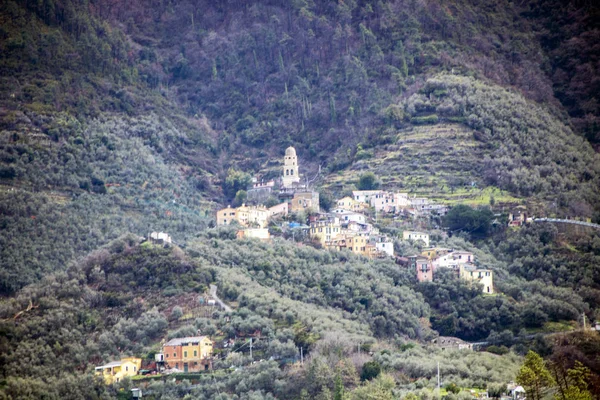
[
  {"x1": 0, "y1": 1, "x2": 221, "y2": 293},
  {"x1": 0, "y1": 1, "x2": 599, "y2": 295},
  {"x1": 2, "y1": 229, "x2": 599, "y2": 398}
]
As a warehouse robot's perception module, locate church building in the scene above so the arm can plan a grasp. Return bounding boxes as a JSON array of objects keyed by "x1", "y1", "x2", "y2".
[{"x1": 282, "y1": 146, "x2": 301, "y2": 187}]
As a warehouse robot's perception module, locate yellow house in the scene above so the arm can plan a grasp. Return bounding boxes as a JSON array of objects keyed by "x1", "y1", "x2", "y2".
[
  {"x1": 459, "y1": 264, "x2": 494, "y2": 294},
  {"x1": 348, "y1": 235, "x2": 369, "y2": 255},
  {"x1": 163, "y1": 336, "x2": 214, "y2": 372},
  {"x1": 290, "y1": 191, "x2": 320, "y2": 213},
  {"x1": 310, "y1": 218, "x2": 341, "y2": 245},
  {"x1": 336, "y1": 196, "x2": 364, "y2": 212},
  {"x1": 216, "y1": 204, "x2": 268, "y2": 228},
  {"x1": 216, "y1": 206, "x2": 238, "y2": 226},
  {"x1": 95, "y1": 357, "x2": 142, "y2": 384},
  {"x1": 326, "y1": 233, "x2": 370, "y2": 256},
  {"x1": 421, "y1": 248, "x2": 452, "y2": 260}
]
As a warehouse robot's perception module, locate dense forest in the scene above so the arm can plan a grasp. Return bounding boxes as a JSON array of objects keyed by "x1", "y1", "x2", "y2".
[{"x1": 1, "y1": 0, "x2": 600, "y2": 399}]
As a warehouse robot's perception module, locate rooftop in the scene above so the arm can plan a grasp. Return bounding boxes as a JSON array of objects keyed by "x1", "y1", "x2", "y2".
[{"x1": 164, "y1": 336, "x2": 209, "y2": 346}]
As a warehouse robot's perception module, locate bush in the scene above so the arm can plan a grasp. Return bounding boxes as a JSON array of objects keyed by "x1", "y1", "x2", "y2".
[
  {"x1": 360, "y1": 361, "x2": 382, "y2": 381},
  {"x1": 410, "y1": 114, "x2": 439, "y2": 125}
]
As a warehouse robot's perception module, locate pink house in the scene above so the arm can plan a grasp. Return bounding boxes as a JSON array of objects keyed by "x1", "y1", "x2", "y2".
[{"x1": 409, "y1": 255, "x2": 433, "y2": 282}]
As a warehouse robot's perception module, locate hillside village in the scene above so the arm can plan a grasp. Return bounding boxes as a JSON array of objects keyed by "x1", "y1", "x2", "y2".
[
  {"x1": 90, "y1": 147, "x2": 508, "y2": 392},
  {"x1": 88, "y1": 147, "x2": 600, "y2": 398},
  {"x1": 215, "y1": 146, "x2": 494, "y2": 293}
]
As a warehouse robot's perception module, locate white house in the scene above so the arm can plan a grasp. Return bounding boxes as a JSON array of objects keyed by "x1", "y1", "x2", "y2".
[
  {"x1": 372, "y1": 236, "x2": 394, "y2": 257},
  {"x1": 433, "y1": 250, "x2": 474, "y2": 270},
  {"x1": 403, "y1": 231, "x2": 430, "y2": 246},
  {"x1": 150, "y1": 232, "x2": 172, "y2": 245},
  {"x1": 370, "y1": 192, "x2": 410, "y2": 213},
  {"x1": 352, "y1": 190, "x2": 384, "y2": 204},
  {"x1": 338, "y1": 212, "x2": 366, "y2": 224},
  {"x1": 459, "y1": 264, "x2": 494, "y2": 294}
]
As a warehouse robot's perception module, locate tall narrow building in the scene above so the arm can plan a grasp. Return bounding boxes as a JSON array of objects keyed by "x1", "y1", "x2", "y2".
[{"x1": 282, "y1": 146, "x2": 300, "y2": 187}]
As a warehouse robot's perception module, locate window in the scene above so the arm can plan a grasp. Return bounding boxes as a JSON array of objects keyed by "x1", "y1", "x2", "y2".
[
  {"x1": 126, "y1": 366, "x2": 129, "y2": 371},
  {"x1": 291, "y1": 170, "x2": 294, "y2": 175},
  {"x1": 173, "y1": 353, "x2": 176, "y2": 357},
  {"x1": 133, "y1": 367, "x2": 136, "y2": 372},
  {"x1": 166, "y1": 354, "x2": 168, "y2": 358},
  {"x1": 286, "y1": 170, "x2": 289, "y2": 175},
  {"x1": 194, "y1": 350, "x2": 197, "y2": 357},
  {"x1": 184, "y1": 351, "x2": 187, "y2": 357}
]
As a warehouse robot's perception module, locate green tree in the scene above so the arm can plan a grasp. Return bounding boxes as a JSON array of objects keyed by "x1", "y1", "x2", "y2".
[
  {"x1": 487, "y1": 383, "x2": 507, "y2": 399},
  {"x1": 445, "y1": 383, "x2": 460, "y2": 394},
  {"x1": 360, "y1": 360, "x2": 382, "y2": 381},
  {"x1": 319, "y1": 190, "x2": 334, "y2": 211},
  {"x1": 552, "y1": 361, "x2": 593, "y2": 400},
  {"x1": 334, "y1": 373, "x2": 344, "y2": 400},
  {"x1": 171, "y1": 306, "x2": 183, "y2": 321},
  {"x1": 516, "y1": 351, "x2": 555, "y2": 400},
  {"x1": 350, "y1": 374, "x2": 394, "y2": 400},
  {"x1": 224, "y1": 168, "x2": 252, "y2": 200},
  {"x1": 234, "y1": 190, "x2": 247, "y2": 207},
  {"x1": 358, "y1": 172, "x2": 379, "y2": 190},
  {"x1": 443, "y1": 204, "x2": 494, "y2": 238}
]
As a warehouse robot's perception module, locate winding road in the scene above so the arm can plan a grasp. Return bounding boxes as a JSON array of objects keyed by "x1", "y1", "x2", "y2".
[{"x1": 209, "y1": 284, "x2": 232, "y2": 312}]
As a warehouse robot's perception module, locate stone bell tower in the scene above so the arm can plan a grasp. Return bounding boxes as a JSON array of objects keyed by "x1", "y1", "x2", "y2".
[{"x1": 282, "y1": 146, "x2": 300, "y2": 187}]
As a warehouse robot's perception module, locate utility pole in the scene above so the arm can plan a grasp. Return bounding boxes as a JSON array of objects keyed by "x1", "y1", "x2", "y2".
[
  {"x1": 300, "y1": 346, "x2": 304, "y2": 365},
  {"x1": 249, "y1": 338, "x2": 253, "y2": 360},
  {"x1": 357, "y1": 342, "x2": 361, "y2": 354},
  {"x1": 437, "y1": 361, "x2": 441, "y2": 397},
  {"x1": 583, "y1": 313, "x2": 587, "y2": 330}
]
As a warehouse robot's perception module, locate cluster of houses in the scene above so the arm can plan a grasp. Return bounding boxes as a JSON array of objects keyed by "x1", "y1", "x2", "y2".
[
  {"x1": 335, "y1": 188, "x2": 448, "y2": 217},
  {"x1": 215, "y1": 146, "x2": 454, "y2": 259},
  {"x1": 216, "y1": 147, "x2": 319, "y2": 240},
  {"x1": 95, "y1": 336, "x2": 215, "y2": 384},
  {"x1": 308, "y1": 209, "x2": 394, "y2": 258},
  {"x1": 400, "y1": 246, "x2": 494, "y2": 293}
]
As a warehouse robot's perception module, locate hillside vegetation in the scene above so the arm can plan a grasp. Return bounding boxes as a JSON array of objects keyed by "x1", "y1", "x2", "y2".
[
  {"x1": 1, "y1": 0, "x2": 600, "y2": 398},
  {"x1": 2, "y1": 0, "x2": 600, "y2": 292},
  {"x1": 2, "y1": 228, "x2": 600, "y2": 398}
]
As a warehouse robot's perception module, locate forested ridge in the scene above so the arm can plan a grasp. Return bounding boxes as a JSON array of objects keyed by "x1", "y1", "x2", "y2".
[
  {"x1": 1, "y1": 0, "x2": 600, "y2": 398},
  {"x1": 1, "y1": 228, "x2": 600, "y2": 398}
]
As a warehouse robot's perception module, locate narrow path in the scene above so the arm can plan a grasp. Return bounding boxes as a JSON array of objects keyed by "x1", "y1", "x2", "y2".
[
  {"x1": 209, "y1": 284, "x2": 232, "y2": 312},
  {"x1": 534, "y1": 218, "x2": 600, "y2": 230}
]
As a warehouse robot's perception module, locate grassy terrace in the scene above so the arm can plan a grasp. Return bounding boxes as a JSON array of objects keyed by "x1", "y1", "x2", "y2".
[{"x1": 323, "y1": 123, "x2": 522, "y2": 205}]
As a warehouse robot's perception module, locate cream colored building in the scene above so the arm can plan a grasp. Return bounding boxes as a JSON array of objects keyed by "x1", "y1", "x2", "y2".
[
  {"x1": 268, "y1": 202, "x2": 288, "y2": 218},
  {"x1": 216, "y1": 204, "x2": 268, "y2": 228},
  {"x1": 216, "y1": 206, "x2": 238, "y2": 226},
  {"x1": 95, "y1": 357, "x2": 142, "y2": 384},
  {"x1": 290, "y1": 191, "x2": 319, "y2": 213},
  {"x1": 310, "y1": 216, "x2": 341, "y2": 245},
  {"x1": 352, "y1": 190, "x2": 384, "y2": 204},
  {"x1": 370, "y1": 192, "x2": 409, "y2": 212},
  {"x1": 336, "y1": 196, "x2": 365, "y2": 212},
  {"x1": 459, "y1": 264, "x2": 494, "y2": 294},
  {"x1": 236, "y1": 204, "x2": 269, "y2": 228},
  {"x1": 403, "y1": 231, "x2": 430, "y2": 246},
  {"x1": 282, "y1": 146, "x2": 300, "y2": 187}
]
